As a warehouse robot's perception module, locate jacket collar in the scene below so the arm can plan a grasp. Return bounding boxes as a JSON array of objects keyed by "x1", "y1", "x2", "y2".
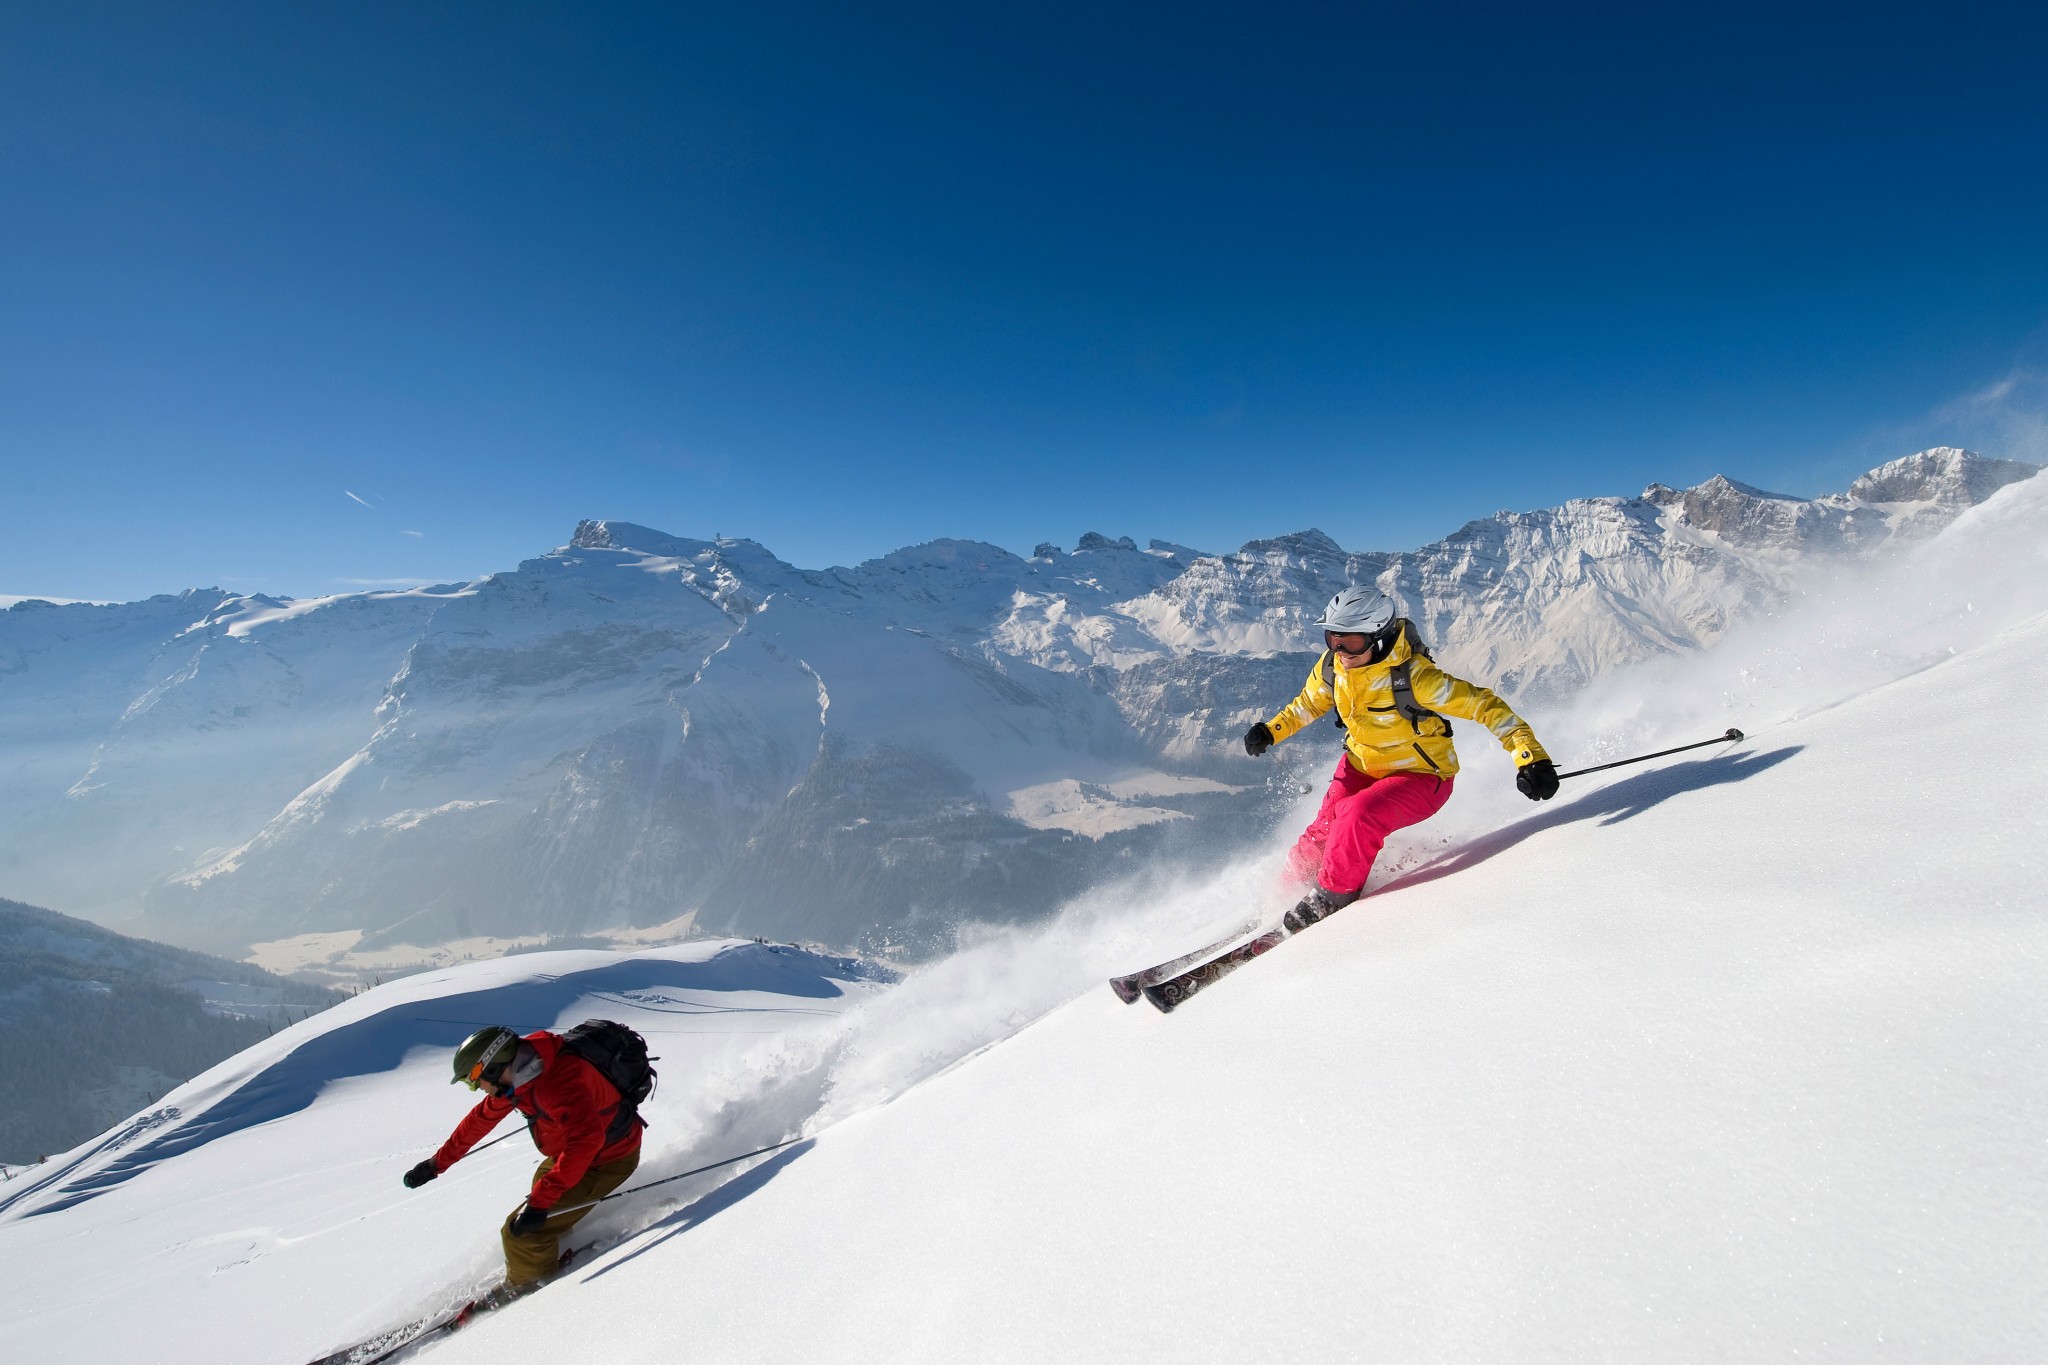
[{"x1": 504, "y1": 1042, "x2": 545, "y2": 1091}]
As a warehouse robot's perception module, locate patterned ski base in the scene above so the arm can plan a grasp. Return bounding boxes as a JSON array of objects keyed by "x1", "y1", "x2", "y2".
[
  {"x1": 304, "y1": 1248, "x2": 577, "y2": 1364},
  {"x1": 303, "y1": 1300, "x2": 477, "y2": 1365},
  {"x1": 1141, "y1": 928, "x2": 1292, "y2": 1012},
  {"x1": 1108, "y1": 918, "x2": 1262, "y2": 1003}
]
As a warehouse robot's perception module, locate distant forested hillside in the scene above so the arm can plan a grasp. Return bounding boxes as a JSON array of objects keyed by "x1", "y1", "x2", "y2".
[{"x1": 0, "y1": 897, "x2": 342, "y2": 1163}]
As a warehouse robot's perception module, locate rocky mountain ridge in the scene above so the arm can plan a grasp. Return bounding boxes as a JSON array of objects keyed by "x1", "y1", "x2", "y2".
[{"x1": 0, "y1": 447, "x2": 2033, "y2": 964}]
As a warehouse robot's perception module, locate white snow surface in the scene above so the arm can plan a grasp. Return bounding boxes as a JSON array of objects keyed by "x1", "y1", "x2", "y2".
[
  {"x1": 450, "y1": 612, "x2": 2048, "y2": 1364},
  {"x1": 1, "y1": 476, "x2": 2045, "y2": 1362}
]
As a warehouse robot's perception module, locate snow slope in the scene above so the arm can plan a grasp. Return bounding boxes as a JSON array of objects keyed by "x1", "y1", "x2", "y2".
[
  {"x1": 402, "y1": 640, "x2": 2044, "y2": 1361},
  {"x1": 0, "y1": 941, "x2": 894, "y2": 1365},
  {"x1": 1, "y1": 475, "x2": 2044, "y2": 1363},
  {"x1": 427, "y1": 484, "x2": 2048, "y2": 1363}
]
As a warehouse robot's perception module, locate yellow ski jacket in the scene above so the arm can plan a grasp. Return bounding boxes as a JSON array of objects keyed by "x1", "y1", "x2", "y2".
[{"x1": 1263, "y1": 622, "x2": 1549, "y2": 779}]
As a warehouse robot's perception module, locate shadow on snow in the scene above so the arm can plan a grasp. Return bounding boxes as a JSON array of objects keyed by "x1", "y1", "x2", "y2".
[
  {"x1": 4, "y1": 944, "x2": 869, "y2": 1218},
  {"x1": 1377, "y1": 745, "x2": 1805, "y2": 896},
  {"x1": 580, "y1": 1139, "x2": 817, "y2": 1281}
]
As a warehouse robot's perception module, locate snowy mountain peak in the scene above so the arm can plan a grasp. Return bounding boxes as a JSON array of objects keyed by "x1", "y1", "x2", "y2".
[
  {"x1": 1642, "y1": 472, "x2": 1796, "y2": 509},
  {"x1": 1705, "y1": 473, "x2": 1799, "y2": 501},
  {"x1": 568, "y1": 518, "x2": 629, "y2": 550},
  {"x1": 1146, "y1": 537, "x2": 1206, "y2": 558},
  {"x1": 1645, "y1": 470, "x2": 1860, "y2": 554},
  {"x1": 855, "y1": 538, "x2": 1024, "y2": 573},
  {"x1": 1030, "y1": 535, "x2": 1202, "y2": 570},
  {"x1": 567, "y1": 519, "x2": 711, "y2": 556},
  {"x1": 1231, "y1": 527, "x2": 1352, "y2": 562},
  {"x1": 1075, "y1": 532, "x2": 1139, "y2": 553},
  {"x1": 1846, "y1": 446, "x2": 2039, "y2": 507}
]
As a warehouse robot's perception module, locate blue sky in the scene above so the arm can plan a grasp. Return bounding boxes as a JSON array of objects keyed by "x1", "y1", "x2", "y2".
[{"x1": 4, "y1": 2, "x2": 2046, "y2": 601}]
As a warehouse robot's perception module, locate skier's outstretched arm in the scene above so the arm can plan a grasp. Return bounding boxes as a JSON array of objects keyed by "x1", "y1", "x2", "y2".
[
  {"x1": 1250, "y1": 655, "x2": 1337, "y2": 754},
  {"x1": 1409, "y1": 659, "x2": 1559, "y2": 799},
  {"x1": 1408, "y1": 658, "x2": 1546, "y2": 761},
  {"x1": 436, "y1": 1093, "x2": 516, "y2": 1168},
  {"x1": 402, "y1": 1093, "x2": 516, "y2": 1188}
]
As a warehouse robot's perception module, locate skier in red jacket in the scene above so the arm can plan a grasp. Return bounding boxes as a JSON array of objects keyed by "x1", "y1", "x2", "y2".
[{"x1": 402, "y1": 1026, "x2": 642, "y2": 1290}]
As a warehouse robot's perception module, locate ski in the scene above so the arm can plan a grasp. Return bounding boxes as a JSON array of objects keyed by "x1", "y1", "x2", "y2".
[
  {"x1": 307, "y1": 1129, "x2": 811, "y2": 1361},
  {"x1": 304, "y1": 1248, "x2": 580, "y2": 1364},
  {"x1": 1108, "y1": 917, "x2": 1262, "y2": 1003},
  {"x1": 303, "y1": 1298, "x2": 477, "y2": 1365},
  {"x1": 1140, "y1": 926, "x2": 1293, "y2": 1011}
]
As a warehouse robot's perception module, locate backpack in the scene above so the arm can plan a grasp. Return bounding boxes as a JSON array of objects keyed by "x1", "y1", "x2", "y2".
[{"x1": 559, "y1": 1019, "x2": 658, "y2": 1143}]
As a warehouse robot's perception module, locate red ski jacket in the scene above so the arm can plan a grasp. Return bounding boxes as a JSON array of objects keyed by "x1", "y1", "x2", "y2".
[{"x1": 432, "y1": 1029, "x2": 642, "y2": 1209}]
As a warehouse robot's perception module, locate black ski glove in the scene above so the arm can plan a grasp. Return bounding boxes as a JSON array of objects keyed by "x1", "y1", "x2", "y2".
[
  {"x1": 508, "y1": 1203, "x2": 550, "y2": 1236},
  {"x1": 1243, "y1": 722, "x2": 1275, "y2": 757},
  {"x1": 403, "y1": 1159, "x2": 440, "y2": 1189},
  {"x1": 1516, "y1": 759, "x2": 1559, "y2": 801}
]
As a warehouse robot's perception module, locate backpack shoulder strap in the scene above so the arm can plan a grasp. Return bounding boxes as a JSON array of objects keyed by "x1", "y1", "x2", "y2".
[
  {"x1": 1391, "y1": 618, "x2": 1432, "y2": 659},
  {"x1": 1389, "y1": 655, "x2": 1452, "y2": 736},
  {"x1": 1388, "y1": 660, "x2": 1425, "y2": 724},
  {"x1": 1317, "y1": 650, "x2": 1348, "y2": 731}
]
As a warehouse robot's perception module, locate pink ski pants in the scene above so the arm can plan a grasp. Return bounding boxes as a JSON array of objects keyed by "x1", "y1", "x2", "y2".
[{"x1": 1286, "y1": 755, "x2": 1454, "y2": 897}]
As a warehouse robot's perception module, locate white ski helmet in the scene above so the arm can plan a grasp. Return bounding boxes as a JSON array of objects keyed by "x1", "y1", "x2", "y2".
[{"x1": 1316, "y1": 586, "x2": 1394, "y2": 634}]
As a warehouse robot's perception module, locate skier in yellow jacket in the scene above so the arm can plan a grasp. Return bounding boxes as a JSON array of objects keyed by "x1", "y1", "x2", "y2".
[{"x1": 1244, "y1": 586, "x2": 1559, "y2": 931}]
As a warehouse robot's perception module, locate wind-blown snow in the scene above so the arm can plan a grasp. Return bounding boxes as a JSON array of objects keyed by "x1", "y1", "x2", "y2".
[{"x1": 1, "y1": 475, "x2": 2043, "y2": 1362}]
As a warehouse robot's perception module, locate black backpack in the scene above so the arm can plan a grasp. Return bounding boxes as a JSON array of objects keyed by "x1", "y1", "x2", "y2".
[{"x1": 559, "y1": 1019, "x2": 658, "y2": 1143}]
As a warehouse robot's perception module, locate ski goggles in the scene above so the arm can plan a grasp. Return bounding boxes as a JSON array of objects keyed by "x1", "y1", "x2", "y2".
[{"x1": 463, "y1": 1053, "x2": 513, "y2": 1091}]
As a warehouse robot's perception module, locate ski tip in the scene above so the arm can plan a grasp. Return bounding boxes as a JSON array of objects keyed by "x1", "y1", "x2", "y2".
[
  {"x1": 1141, "y1": 986, "x2": 1178, "y2": 1014},
  {"x1": 1725, "y1": 727, "x2": 1744, "y2": 741},
  {"x1": 1109, "y1": 978, "x2": 1142, "y2": 1004}
]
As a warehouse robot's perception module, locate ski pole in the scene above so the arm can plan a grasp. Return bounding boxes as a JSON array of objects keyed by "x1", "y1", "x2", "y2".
[
  {"x1": 471, "y1": 1129, "x2": 524, "y2": 1156},
  {"x1": 1555, "y1": 727, "x2": 1744, "y2": 781},
  {"x1": 536, "y1": 1135, "x2": 807, "y2": 1219}
]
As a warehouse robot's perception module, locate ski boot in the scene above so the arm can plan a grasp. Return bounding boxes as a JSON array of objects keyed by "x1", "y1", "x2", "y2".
[{"x1": 1282, "y1": 885, "x2": 1358, "y2": 934}]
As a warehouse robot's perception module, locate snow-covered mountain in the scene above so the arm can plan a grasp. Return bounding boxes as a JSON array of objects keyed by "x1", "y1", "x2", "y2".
[
  {"x1": 0, "y1": 447, "x2": 2033, "y2": 963},
  {"x1": 1, "y1": 468, "x2": 2042, "y2": 1364}
]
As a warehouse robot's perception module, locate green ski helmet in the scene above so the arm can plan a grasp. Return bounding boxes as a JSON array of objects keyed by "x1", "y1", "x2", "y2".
[{"x1": 451, "y1": 1025, "x2": 522, "y2": 1090}]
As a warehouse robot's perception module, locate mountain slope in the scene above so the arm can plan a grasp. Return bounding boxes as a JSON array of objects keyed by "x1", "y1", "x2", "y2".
[{"x1": 0, "y1": 897, "x2": 342, "y2": 1161}]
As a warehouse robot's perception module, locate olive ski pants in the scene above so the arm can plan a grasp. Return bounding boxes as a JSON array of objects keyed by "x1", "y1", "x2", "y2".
[
  {"x1": 1287, "y1": 756, "x2": 1454, "y2": 898},
  {"x1": 503, "y1": 1149, "x2": 640, "y2": 1285}
]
